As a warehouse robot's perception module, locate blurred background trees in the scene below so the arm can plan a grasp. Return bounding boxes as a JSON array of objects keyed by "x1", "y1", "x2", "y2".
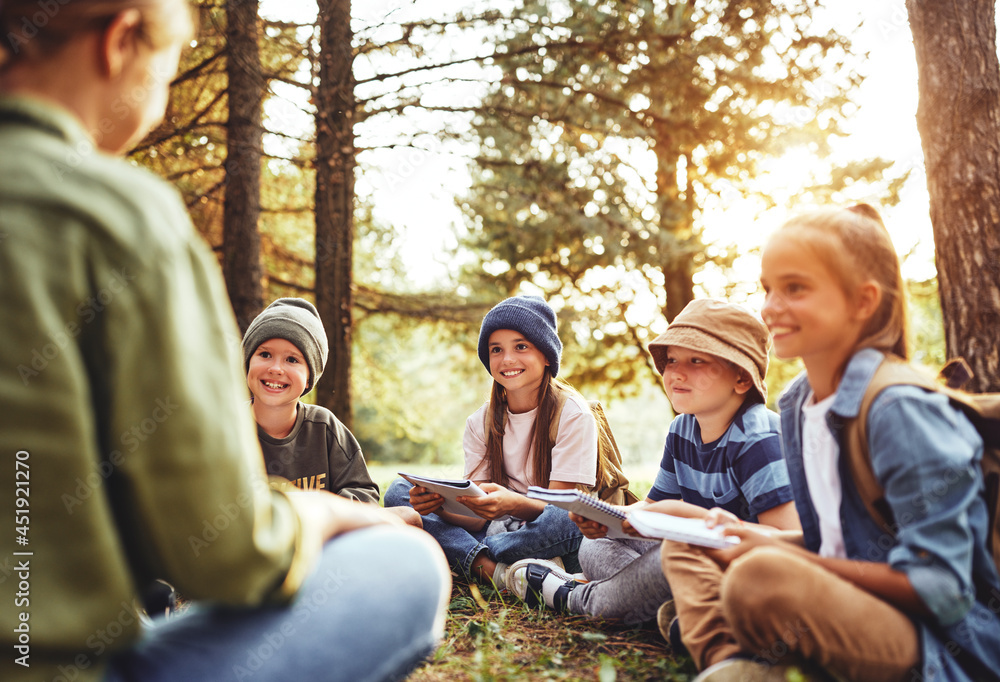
[{"x1": 131, "y1": 0, "x2": 958, "y2": 465}]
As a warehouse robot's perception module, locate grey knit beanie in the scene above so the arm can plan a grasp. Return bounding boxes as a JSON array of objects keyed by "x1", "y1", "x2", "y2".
[
  {"x1": 477, "y1": 296, "x2": 562, "y2": 377},
  {"x1": 242, "y1": 298, "x2": 328, "y2": 394}
]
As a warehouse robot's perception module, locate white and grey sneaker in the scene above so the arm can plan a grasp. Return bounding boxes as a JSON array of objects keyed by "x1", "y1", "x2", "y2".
[{"x1": 506, "y1": 558, "x2": 586, "y2": 611}]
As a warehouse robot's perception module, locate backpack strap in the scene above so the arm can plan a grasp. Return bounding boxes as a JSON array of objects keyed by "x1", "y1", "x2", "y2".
[
  {"x1": 589, "y1": 401, "x2": 640, "y2": 505},
  {"x1": 845, "y1": 355, "x2": 941, "y2": 535},
  {"x1": 548, "y1": 390, "x2": 639, "y2": 505}
]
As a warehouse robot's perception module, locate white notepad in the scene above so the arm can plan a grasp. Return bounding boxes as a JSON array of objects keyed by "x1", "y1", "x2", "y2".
[
  {"x1": 626, "y1": 508, "x2": 740, "y2": 549},
  {"x1": 399, "y1": 472, "x2": 486, "y2": 518}
]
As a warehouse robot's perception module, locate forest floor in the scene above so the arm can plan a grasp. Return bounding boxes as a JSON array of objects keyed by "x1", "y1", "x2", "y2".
[
  {"x1": 406, "y1": 575, "x2": 698, "y2": 682},
  {"x1": 369, "y1": 465, "x2": 698, "y2": 681}
]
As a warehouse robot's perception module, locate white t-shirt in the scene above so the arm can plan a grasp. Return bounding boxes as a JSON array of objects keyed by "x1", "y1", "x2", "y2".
[
  {"x1": 801, "y1": 392, "x2": 846, "y2": 559},
  {"x1": 463, "y1": 393, "x2": 598, "y2": 493}
]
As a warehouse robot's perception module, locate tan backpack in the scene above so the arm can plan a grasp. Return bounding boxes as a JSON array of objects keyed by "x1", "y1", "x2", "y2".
[
  {"x1": 548, "y1": 391, "x2": 640, "y2": 506},
  {"x1": 844, "y1": 355, "x2": 1000, "y2": 574}
]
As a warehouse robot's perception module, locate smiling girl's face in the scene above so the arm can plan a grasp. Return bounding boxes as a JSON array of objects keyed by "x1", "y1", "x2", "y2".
[
  {"x1": 760, "y1": 233, "x2": 866, "y2": 377},
  {"x1": 487, "y1": 329, "x2": 549, "y2": 403}
]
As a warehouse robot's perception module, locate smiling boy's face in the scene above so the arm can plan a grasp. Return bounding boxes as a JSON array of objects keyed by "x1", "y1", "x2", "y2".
[
  {"x1": 247, "y1": 338, "x2": 310, "y2": 405},
  {"x1": 661, "y1": 346, "x2": 750, "y2": 418}
]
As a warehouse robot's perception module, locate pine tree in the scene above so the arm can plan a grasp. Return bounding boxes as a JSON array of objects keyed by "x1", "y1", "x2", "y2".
[{"x1": 908, "y1": 0, "x2": 1000, "y2": 392}]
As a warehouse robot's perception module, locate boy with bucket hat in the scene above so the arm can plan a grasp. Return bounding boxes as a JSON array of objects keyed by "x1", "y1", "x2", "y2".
[{"x1": 508, "y1": 299, "x2": 800, "y2": 638}]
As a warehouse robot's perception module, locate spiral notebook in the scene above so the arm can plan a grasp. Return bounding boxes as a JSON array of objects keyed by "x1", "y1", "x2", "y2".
[
  {"x1": 625, "y1": 509, "x2": 740, "y2": 549},
  {"x1": 527, "y1": 486, "x2": 638, "y2": 539}
]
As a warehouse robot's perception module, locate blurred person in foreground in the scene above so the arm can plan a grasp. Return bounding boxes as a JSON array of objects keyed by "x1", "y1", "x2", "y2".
[{"x1": 0, "y1": 2, "x2": 449, "y2": 681}]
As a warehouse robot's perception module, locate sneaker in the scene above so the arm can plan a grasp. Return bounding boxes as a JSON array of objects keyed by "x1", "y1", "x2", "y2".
[
  {"x1": 544, "y1": 555, "x2": 588, "y2": 581},
  {"x1": 137, "y1": 579, "x2": 178, "y2": 626},
  {"x1": 656, "y1": 600, "x2": 687, "y2": 655},
  {"x1": 694, "y1": 658, "x2": 837, "y2": 682},
  {"x1": 656, "y1": 599, "x2": 676, "y2": 638},
  {"x1": 491, "y1": 561, "x2": 510, "y2": 592},
  {"x1": 506, "y1": 558, "x2": 584, "y2": 611}
]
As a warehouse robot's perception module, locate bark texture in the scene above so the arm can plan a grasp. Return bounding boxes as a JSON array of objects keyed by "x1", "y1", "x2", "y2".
[
  {"x1": 223, "y1": 0, "x2": 265, "y2": 332},
  {"x1": 314, "y1": 0, "x2": 356, "y2": 424},
  {"x1": 908, "y1": 0, "x2": 1000, "y2": 391}
]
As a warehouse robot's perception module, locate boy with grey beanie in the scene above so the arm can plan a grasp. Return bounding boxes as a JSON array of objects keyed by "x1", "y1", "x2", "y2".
[{"x1": 242, "y1": 298, "x2": 383, "y2": 505}]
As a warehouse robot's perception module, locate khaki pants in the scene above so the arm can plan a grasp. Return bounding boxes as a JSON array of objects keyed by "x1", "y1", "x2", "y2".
[{"x1": 661, "y1": 541, "x2": 920, "y2": 682}]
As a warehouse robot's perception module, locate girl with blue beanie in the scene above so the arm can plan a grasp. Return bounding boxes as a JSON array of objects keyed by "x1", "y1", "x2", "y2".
[{"x1": 386, "y1": 296, "x2": 601, "y2": 587}]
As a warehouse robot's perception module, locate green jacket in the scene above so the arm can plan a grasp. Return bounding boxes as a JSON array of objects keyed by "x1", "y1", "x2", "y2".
[{"x1": 0, "y1": 96, "x2": 316, "y2": 682}]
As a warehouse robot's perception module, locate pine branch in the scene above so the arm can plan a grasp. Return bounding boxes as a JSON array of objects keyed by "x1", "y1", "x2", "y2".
[
  {"x1": 184, "y1": 178, "x2": 226, "y2": 210},
  {"x1": 173, "y1": 48, "x2": 226, "y2": 87},
  {"x1": 355, "y1": 39, "x2": 578, "y2": 86}
]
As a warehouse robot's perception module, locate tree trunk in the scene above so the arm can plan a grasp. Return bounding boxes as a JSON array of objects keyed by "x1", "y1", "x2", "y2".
[
  {"x1": 314, "y1": 0, "x2": 356, "y2": 426},
  {"x1": 908, "y1": 0, "x2": 1000, "y2": 391},
  {"x1": 222, "y1": 0, "x2": 264, "y2": 332},
  {"x1": 653, "y1": 125, "x2": 695, "y2": 323}
]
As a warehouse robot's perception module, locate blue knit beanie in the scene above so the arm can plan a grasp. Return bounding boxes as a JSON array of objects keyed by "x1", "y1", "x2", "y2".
[{"x1": 477, "y1": 296, "x2": 562, "y2": 377}]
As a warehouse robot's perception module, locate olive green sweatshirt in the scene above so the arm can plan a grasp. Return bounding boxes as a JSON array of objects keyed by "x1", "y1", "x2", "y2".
[{"x1": 0, "y1": 96, "x2": 317, "y2": 682}]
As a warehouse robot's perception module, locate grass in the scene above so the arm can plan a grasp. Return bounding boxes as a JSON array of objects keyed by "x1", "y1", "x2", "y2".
[
  {"x1": 407, "y1": 576, "x2": 697, "y2": 682},
  {"x1": 369, "y1": 464, "x2": 698, "y2": 681}
]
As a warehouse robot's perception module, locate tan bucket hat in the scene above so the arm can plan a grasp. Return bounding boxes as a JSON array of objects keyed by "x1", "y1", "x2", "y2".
[{"x1": 648, "y1": 299, "x2": 771, "y2": 403}]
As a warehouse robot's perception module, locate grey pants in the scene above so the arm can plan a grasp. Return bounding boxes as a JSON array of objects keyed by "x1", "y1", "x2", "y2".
[{"x1": 567, "y1": 536, "x2": 672, "y2": 625}]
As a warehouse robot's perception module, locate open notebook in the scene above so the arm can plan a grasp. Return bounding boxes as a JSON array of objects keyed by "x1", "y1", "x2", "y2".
[
  {"x1": 626, "y1": 509, "x2": 740, "y2": 549},
  {"x1": 399, "y1": 473, "x2": 486, "y2": 519},
  {"x1": 527, "y1": 486, "x2": 640, "y2": 539}
]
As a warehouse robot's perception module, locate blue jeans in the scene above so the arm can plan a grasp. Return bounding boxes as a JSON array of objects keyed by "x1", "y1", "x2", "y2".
[
  {"x1": 104, "y1": 526, "x2": 450, "y2": 682},
  {"x1": 385, "y1": 477, "x2": 583, "y2": 576}
]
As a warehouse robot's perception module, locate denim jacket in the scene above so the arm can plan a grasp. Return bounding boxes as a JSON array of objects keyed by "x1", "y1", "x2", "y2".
[{"x1": 778, "y1": 349, "x2": 1000, "y2": 682}]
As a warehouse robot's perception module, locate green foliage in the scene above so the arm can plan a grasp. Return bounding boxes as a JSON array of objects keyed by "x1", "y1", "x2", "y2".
[
  {"x1": 907, "y1": 278, "x2": 946, "y2": 369},
  {"x1": 352, "y1": 315, "x2": 488, "y2": 464},
  {"x1": 133, "y1": 0, "x2": 313, "y2": 254},
  {"x1": 457, "y1": 0, "x2": 908, "y2": 398},
  {"x1": 132, "y1": 1, "x2": 229, "y2": 245},
  {"x1": 136, "y1": 2, "x2": 945, "y2": 465}
]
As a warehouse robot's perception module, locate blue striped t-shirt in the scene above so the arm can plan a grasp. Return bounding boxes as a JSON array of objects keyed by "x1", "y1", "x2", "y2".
[{"x1": 647, "y1": 401, "x2": 794, "y2": 522}]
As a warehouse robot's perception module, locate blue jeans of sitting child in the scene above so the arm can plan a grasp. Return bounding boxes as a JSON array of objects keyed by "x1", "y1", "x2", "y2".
[
  {"x1": 385, "y1": 477, "x2": 584, "y2": 577},
  {"x1": 103, "y1": 525, "x2": 450, "y2": 682}
]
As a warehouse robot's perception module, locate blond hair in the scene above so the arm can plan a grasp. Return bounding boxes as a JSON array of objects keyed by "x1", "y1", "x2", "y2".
[
  {"x1": 775, "y1": 204, "x2": 909, "y2": 363},
  {"x1": 0, "y1": 0, "x2": 192, "y2": 69}
]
